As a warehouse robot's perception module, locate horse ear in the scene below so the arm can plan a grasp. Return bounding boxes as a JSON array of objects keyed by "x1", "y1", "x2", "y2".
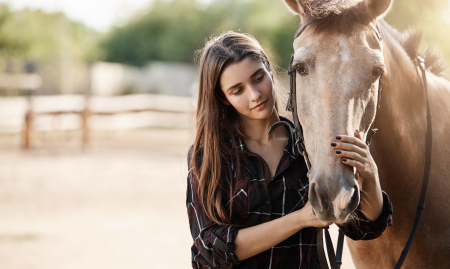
[
  {"x1": 283, "y1": 0, "x2": 306, "y2": 20},
  {"x1": 354, "y1": 0, "x2": 392, "y2": 24}
]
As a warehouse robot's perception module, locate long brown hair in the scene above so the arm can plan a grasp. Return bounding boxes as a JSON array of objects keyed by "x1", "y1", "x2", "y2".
[{"x1": 192, "y1": 32, "x2": 278, "y2": 225}]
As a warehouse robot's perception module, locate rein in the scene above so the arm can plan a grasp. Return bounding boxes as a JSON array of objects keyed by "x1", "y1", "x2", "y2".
[{"x1": 276, "y1": 20, "x2": 433, "y2": 269}]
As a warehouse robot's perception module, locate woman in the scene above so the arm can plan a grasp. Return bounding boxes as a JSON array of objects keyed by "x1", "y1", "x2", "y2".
[{"x1": 187, "y1": 32, "x2": 392, "y2": 268}]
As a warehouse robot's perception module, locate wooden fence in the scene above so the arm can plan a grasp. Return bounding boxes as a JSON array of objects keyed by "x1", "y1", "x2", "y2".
[{"x1": 20, "y1": 94, "x2": 196, "y2": 149}]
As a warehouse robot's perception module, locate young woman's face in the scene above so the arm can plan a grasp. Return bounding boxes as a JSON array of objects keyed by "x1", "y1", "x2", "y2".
[{"x1": 220, "y1": 57, "x2": 276, "y2": 121}]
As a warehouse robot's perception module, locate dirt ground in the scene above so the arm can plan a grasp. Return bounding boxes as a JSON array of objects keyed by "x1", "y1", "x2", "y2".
[{"x1": 0, "y1": 128, "x2": 355, "y2": 269}]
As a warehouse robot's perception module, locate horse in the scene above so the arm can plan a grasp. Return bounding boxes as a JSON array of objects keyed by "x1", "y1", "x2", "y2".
[{"x1": 282, "y1": 0, "x2": 450, "y2": 267}]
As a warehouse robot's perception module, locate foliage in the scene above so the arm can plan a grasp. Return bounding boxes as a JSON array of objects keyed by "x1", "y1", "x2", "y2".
[
  {"x1": 101, "y1": 0, "x2": 299, "y2": 68},
  {"x1": 1, "y1": 0, "x2": 448, "y2": 73},
  {"x1": 0, "y1": 4, "x2": 101, "y2": 67},
  {"x1": 102, "y1": 0, "x2": 450, "y2": 72}
]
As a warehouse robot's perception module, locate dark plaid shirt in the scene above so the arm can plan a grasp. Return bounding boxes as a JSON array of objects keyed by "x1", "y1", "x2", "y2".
[{"x1": 186, "y1": 117, "x2": 393, "y2": 269}]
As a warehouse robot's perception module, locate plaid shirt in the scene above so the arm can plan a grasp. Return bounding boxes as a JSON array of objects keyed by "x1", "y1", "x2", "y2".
[{"x1": 186, "y1": 117, "x2": 393, "y2": 269}]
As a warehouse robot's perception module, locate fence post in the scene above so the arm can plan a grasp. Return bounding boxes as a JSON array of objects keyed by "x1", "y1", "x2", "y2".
[
  {"x1": 82, "y1": 96, "x2": 90, "y2": 148},
  {"x1": 23, "y1": 97, "x2": 33, "y2": 149}
]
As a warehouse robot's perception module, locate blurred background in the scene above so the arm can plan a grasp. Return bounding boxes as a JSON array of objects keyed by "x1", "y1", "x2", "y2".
[{"x1": 0, "y1": 0, "x2": 448, "y2": 268}]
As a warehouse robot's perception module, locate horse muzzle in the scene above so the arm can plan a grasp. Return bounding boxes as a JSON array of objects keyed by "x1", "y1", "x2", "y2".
[{"x1": 309, "y1": 179, "x2": 360, "y2": 223}]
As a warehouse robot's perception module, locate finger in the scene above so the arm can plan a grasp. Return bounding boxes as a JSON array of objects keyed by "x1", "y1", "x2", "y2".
[
  {"x1": 331, "y1": 142, "x2": 367, "y2": 157},
  {"x1": 342, "y1": 158, "x2": 364, "y2": 171},
  {"x1": 336, "y1": 135, "x2": 367, "y2": 149},
  {"x1": 335, "y1": 150, "x2": 365, "y2": 163},
  {"x1": 354, "y1": 130, "x2": 363, "y2": 141}
]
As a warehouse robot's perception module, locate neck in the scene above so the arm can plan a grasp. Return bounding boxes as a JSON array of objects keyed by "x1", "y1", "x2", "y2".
[
  {"x1": 240, "y1": 110, "x2": 281, "y2": 144},
  {"x1": 370, "y1": 20, "x2": 431, "y2": 240}
]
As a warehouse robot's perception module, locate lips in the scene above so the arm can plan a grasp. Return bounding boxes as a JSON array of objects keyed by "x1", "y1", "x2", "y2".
[{"x1": 252, "y1": 100, "x2": 267, "y2": 110}]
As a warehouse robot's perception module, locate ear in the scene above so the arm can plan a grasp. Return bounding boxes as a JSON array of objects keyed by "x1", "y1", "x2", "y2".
[
  {"x1": 354, "y1": 0, "x2": 392, "y2": 24},
  {"x1": 283, "y1": 0, "x2": 306, "y2": 21}
]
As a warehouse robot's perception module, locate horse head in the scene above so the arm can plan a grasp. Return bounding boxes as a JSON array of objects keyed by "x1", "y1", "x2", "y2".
[{"x1": 283, "y1": 0, "x2": 392, "y2": 223}]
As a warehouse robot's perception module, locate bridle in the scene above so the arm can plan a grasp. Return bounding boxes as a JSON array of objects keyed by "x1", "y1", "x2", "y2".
[
  {"x1": 270, "y1": 21, "x2": 383, "y2": 171},
  {"x1": 270, "y1": 20, "x2": 433, "y2": 269}
]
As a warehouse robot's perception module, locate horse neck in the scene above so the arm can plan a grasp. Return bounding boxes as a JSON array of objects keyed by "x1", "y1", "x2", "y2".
[{"x1": 370, "y1": 21, "x2": 429, "y2": 221}]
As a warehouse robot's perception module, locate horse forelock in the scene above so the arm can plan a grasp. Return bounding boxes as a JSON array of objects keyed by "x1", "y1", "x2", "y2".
[{"x1": 296, "y1": 0, "x2": 362, "y2": 36}]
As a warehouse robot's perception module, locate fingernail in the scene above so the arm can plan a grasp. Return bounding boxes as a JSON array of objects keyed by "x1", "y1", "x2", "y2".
[
  {"x1": 335, "y1": 151, "x2": 341, "y2": 154},
  {"x1": 331, "y1": 143, "x2": 336, "y2": 147},
  {"x1": 336, "y1": 136, "x2": 341, "y2": 140},
  {"x1": 343, "y1": 158, "x2": 347, "y2": 162}
]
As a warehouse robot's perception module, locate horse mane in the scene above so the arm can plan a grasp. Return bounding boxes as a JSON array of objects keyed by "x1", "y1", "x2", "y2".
[
  {"x1": 298, "y1": 0, "x2": 448, "y2": 77},
  {"x1": 380, "y1": 21, "x2": 448, "y2": 77}
]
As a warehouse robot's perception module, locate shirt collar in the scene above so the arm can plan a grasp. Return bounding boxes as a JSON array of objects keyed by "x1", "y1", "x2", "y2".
[{"x1": 234, "y1": 116, "x2": 299, "y2": 158}]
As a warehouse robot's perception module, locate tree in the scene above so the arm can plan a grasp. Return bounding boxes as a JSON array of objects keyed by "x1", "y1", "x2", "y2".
[
  {"x1": 0, "y1": 4, "x2": 100, "y2": 66},
  {"x1": 101, "y1": 0, "x2": 299, "y2": 68},
  {"x1": 101, "y1": 0, "x2": 450, "y2": 73}
]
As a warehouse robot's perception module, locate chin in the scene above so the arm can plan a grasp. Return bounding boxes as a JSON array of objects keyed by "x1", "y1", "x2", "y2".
[{"x1": 254, "y1": 102, "x2": 276, "y2": 119}]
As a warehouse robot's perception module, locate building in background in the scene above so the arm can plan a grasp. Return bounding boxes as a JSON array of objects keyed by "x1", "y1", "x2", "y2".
[{"x1": 90, "y1": 61, "x2": 198, "y2": 97}]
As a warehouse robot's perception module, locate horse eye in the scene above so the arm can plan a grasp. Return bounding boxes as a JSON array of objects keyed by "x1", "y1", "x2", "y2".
[
  {"x1": 296, "y1": 64, "x2": 307, "y2": 74},
  {"x1": 372, "y1": 68, "x2": 383, "y2": 77}
]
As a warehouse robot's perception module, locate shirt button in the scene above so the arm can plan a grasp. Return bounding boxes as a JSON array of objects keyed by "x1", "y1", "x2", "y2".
[
  {"x1": 205, "y1": 231, "x2": 211, "y2": 236},
  {"x1": 266, "y1": 199, "x2": 271, "y2": 205}
]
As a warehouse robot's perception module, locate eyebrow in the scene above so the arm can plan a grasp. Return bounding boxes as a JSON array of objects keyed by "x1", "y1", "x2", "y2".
[{"x1": 226, "y1": 68, "x2": 264, "y2": 92}]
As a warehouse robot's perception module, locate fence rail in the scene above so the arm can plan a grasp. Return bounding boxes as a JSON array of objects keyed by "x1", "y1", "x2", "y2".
[{"x1": 0, "y1": 94, "x2": 196, "y2": 149}]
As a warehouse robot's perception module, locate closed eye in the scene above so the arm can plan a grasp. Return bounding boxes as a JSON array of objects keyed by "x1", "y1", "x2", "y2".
[
  {"x1": 255, "y1": 73, "x2": 264, "y2": 82},
  {"x1": 233, "y1": 88, "x2": 243, "y2": 95}
]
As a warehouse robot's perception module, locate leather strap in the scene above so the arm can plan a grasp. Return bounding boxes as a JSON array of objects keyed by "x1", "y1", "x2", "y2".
[
  {"x1": 317, "y1": 227, "x2": 338, "y2": 269},
  {"x1": 286, "y1": 53, "x2": 311, "y2": 175},
  {"x1": 393, "y1": 56, "x2": 433, "y2": 269},
  {"x1": 324, "y1": 228, "x2": 339, "y2": 269},
  {"x1": 287, "y1": 20, "x2": 432, "y2": 269},
  {"x1": 335, "y1": 229, "x2": 345, "y2": 269},
  {"x1": 317, "y1": 228, "x2": 331, "y2": 269}
]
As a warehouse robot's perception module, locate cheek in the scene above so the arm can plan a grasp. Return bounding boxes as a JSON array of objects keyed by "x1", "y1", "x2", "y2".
[
  {"x1": 264, "y1": 78, "x2": 274, "y2": 95},
  {"x1": 358, "y1": 84, "x2": 378, "y2": 130},
  {"x1": 227, "y1": 95, "x2": 248, "y2": 112},
  {"x1": 296, "y1": 85, "x2": 317, "y2": 128}
]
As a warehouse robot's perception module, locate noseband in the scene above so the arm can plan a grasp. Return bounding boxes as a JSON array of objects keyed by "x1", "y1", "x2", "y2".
[{"x1": 270, "y1": 20, "x2": 433, "y2": 269}]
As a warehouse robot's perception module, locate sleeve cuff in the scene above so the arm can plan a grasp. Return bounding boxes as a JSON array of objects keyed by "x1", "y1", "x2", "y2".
[
  {"x1": 196, "y1": 226, "x2": 241, "y2": 267},
  {"x1": 339, "y1": 191, "x2": 393, "y2": 240}
]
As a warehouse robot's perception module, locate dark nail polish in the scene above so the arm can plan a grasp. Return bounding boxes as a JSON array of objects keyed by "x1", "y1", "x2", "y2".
[
  {"x1": 336, "y1": 151, "x2": 341, "y2": 154},
  {"x1": 343, "y1": 158, "x2": 347, "y2": 162},
  {"x1": 336, "y1": 136, "x2": 341, "y2": 140},
  {"x1": 331, "y1": 143, "x2": 337, "y2": 147}
]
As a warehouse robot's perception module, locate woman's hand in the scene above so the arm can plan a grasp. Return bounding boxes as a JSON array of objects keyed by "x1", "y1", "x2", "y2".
[
  {"x1": 332, "y1": 130, "x2": 378, "y2": 183},
  {"x1": 297, "y1": 201, "x2": 333, "y2": 229},
  {"x1": 331, "y1": 130, "x2": 384, "y2": 221},
  {"x1": 234, "y1": 201, "x2": 331, "y2": 260}
]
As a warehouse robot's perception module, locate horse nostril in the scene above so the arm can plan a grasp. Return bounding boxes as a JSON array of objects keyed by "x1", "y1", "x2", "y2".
[
  {"x1": 345, "y1": 186, "x2": 360, "y2": 213},
  {"x1": 309, "y1": 183, "x2": 324, "y2": 213}
]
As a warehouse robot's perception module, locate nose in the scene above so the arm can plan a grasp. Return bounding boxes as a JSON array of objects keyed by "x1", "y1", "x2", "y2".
[
  {"x1": 343, "y1": 186, "x2": 359, "y2": 214},
  {"x1": 248, "y1": 85, "x2": 262, "y2": 101},
  {"x1": 309, "y1": 182, "x2": 327, "y2": 214},
  {"x1": 309, "y1": 182, "x2": 360, "y2": 219}
]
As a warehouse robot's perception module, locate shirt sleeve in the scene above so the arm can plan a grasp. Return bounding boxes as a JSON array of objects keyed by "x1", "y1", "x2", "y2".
[
  {"x1": 186, "y1": 147, "x2": 241, "y2": 268},
  {"x1": 338, "y1": 191, "x2": 393, "y2": 241}
]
